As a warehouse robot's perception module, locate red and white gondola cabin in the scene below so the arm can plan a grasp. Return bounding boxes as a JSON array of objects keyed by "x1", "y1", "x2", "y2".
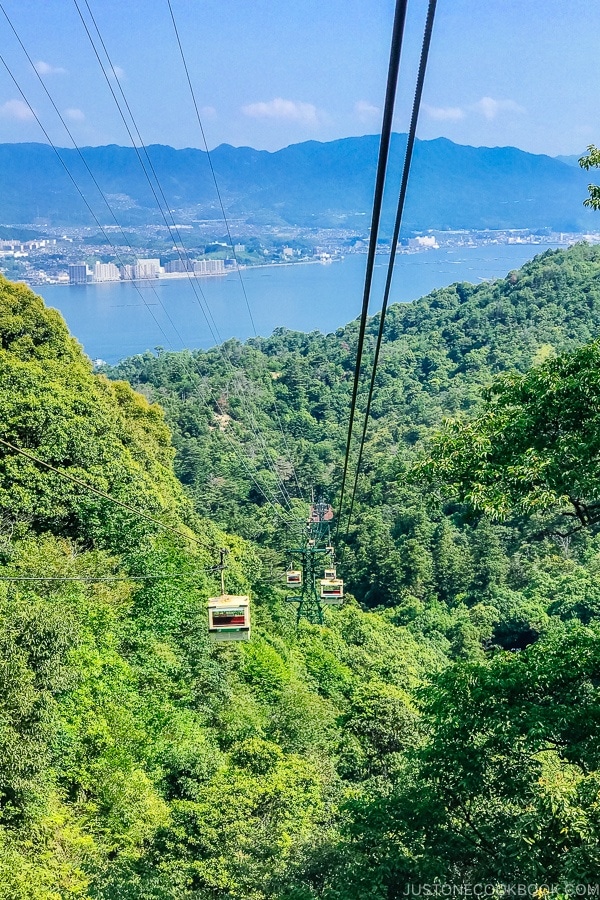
[
  {"x1": 319, "y1": 578, "x2": 344, "y2": 605},
  {"x1": 208, "y1": 595, "x2": 251, "y2": 642}
]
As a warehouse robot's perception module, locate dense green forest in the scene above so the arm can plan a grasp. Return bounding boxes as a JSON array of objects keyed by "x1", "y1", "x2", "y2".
[{"x1": 1, "y1": 243, "x2": 600, "y2": 896}]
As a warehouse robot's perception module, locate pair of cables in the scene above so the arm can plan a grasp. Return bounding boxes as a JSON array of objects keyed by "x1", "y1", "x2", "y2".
[
  {"x1": 164, "y1": 0, "x2": 307, "y2": 514},
  {"x1": 0, "y1": 0, "x2": 303, "y2": 530},
  {"x1": 74, "y1": 0, "x2": 303, "y2": 524},
  {"x1": 336, "y1": 0, "x2": 438, "y2": 540}
]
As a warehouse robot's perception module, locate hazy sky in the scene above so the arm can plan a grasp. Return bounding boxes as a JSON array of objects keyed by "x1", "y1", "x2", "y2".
[{"x1": 0, "y1": 0, "x2": 597, "y2": 156}]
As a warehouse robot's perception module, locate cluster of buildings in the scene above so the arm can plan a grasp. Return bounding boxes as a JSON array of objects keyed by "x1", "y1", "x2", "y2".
[
  {"x1": 68, "y1": 257, "x2": 227, "y2": 284},
  {"x1": 9, "y1": 222, "x2": 598, "y2": 289},
  {"x1": 0, "y1": 237, "x2": 58, "y2": 258}
]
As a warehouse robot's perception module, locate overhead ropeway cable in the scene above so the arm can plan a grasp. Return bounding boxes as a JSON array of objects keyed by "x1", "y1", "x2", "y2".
[
  {"x1": 79, "y1": 0, "x2": 296, "y2": 515},
  {"x1": 165, "y1": 0, "x2": 257, "y2": 336},
  {"x1": 344, "y1": 0, "x2": 438, "y2": 537},
  {"x1": 73, "y1": 0, "x2": 299, "y2": 519},
  {"x1": 165, "y1": 0, "x2": 307, "y2": 507},
  {"x1": 336, "y1": 0, "x2": 410, "y2": 537},
  {"x1": 210, "y1": 397, "x2": 296, "y2": 526},
  {"x1": 0, "y1": 50, "x2": 177, "y2": 351},
  {"x1": 0, "y1": 1, "x2": 188, "y2": 352},
  {"x1": 0, "y1": 572, "x2": 219, "y2": 582},
  {"x1": 0, "y1": 15, "x2": 293, "y2": 525},
  {"x1": 73, "y1": 0, "x2": 224, "y2": 350},
  {"x1": 0, "y1": 432, "x2": 293, "y2": 549},
  {"x1": 0, "y1": 437, "x2": 222, "y2": 552}
]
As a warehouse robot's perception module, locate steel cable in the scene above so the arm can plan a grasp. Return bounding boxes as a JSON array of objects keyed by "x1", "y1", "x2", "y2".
[
  {"x1": 344, "y1": 0, "x2": 438, "y2": 537},
  {"x1": 335, "y1": 0, "x2": 409, "y2": 537}
]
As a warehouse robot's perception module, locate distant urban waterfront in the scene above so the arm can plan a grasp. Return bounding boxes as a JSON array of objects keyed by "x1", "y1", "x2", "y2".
[{"x1": 38, "y1": 243, "x2": 562, "y2": 364}]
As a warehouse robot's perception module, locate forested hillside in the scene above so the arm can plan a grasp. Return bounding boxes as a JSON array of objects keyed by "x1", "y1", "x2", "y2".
[
  {"x1": 109, "y1": 242, "x2": 600, "y2": 606},
  {"x1": 2, "y1": 244, "x2": 600, "y2": 896}
]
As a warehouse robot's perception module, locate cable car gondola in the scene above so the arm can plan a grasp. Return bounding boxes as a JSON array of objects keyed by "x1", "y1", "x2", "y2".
[
  {"x1": 286, "y1": 569, "x2": 302, "y2": 586},
  {"x1": 319, "y1": 578, "x2": 344, "y2": 605},
  {"x1": 323, "y1": 567, "x2": 337, "y2": 580},
  {"x1": 208, "y1": 594, "x2": 251, "y2": 641}
]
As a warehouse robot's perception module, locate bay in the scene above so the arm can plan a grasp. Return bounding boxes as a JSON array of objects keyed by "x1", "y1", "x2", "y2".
[{"x1": 37, "y1": 242, "x2": 561, "y2": 364}]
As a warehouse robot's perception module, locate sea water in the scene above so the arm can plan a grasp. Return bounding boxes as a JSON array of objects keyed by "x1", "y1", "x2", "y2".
[{"x1": 37, "y1": 243, "x2": 561, "y2": 363}]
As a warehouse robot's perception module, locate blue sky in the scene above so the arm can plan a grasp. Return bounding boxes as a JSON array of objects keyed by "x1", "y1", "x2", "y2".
[{"x1": 0, "y1": 0, "x2": 597, "y2": 156}]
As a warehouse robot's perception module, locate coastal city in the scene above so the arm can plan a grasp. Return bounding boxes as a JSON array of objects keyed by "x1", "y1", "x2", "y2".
[{"x1": 0, "y1": 223, "x2": 598, "y2": 287}]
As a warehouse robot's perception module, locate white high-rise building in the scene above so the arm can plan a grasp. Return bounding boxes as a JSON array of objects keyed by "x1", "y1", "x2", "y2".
[
  {"x1": 120, "y1": 264, "x2": 135, "y2": 281},
  {"x1": 193, "y1": 258, "x2": 225, "y2": 276},
  {"x1": 93, "y1": 261, "x2": 120, "y2": 282},
  {"x1": 134, "y1": 258, "x2": 160, "y2": 279},
  {"x1": 164, "y1": 259, "x2": 193, "y2": 274}
]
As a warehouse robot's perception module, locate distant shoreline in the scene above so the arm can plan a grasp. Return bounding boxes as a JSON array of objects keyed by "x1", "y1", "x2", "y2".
[
  {"x1": 36, "y1": 242, "x2": 566, "y2": 365},
  {"x1": 238, "y1": 257, "x2": 342, "y2": 272},
  {"x1": 25, "y1": 256, "x2": 343, "y2": 288}
]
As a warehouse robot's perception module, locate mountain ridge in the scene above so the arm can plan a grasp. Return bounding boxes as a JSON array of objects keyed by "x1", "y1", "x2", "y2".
[{"x1": 0, "y1": 133, "x2": 593, "y2": 230}]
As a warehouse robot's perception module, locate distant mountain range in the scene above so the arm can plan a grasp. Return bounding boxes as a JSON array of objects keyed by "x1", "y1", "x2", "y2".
[
  {"x1": 555, "y1": 154, "x2": 583, "y2": 167},
  {"x1": 0, "y1": 134, "x2": 595, "y2": 232}
]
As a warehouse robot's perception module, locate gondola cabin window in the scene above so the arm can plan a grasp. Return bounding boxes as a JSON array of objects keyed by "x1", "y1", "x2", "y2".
[{"x1": 208, "y1": 595, "x2": 251, "y2": 641}]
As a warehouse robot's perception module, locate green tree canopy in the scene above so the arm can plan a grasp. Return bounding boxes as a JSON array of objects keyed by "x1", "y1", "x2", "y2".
[
  {"x1": 579, "y1": 144, "x2": 600, "y2": 209},
  {"x1": 416, "y1": 340, "x2": 600, "y2": 532},
  {"x1": 0, "y1": 276, "x2": 198, "y2": 552}
]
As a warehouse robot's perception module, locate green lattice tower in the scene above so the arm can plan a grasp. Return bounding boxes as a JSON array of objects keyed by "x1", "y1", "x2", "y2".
[
  {"x1": 286, "y1": 538, "x2": 336, "y2": 625},
  {"x1": 285, "y1": 496, "x2": 335, "y2": 625}
]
